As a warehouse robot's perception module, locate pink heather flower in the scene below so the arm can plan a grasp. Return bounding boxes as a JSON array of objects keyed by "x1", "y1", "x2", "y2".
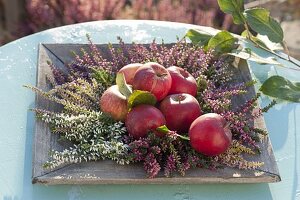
[
  {"x1": 144, "y1": 153, "x2": 161, "y2": 178},
  {"x1": 164, "y1": 155, "x2": 176, "y2": 177}
]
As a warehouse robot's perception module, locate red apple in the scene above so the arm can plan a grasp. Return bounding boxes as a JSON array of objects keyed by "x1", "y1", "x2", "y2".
[
  {"x1": 125, "y1": 105, "x2": 166, "y2": 139},
  {"x1": 132, "y1": 62, "x2": 172, "y2": 101},
  {"x1": 167, "y1": 66, "x2": 197, "y2": 96},
  {"x1": 159, "y1": 93, "x2": 202, "y2": 133},
  {"x1": 118, "y1": 63, "x2": 143, "y2": 85},
  {"x1": 100, "y1": 85, "x2": 128, "y2": 121},
  {"x1": 189, "y1": 113, "x2": 232, "y2": 156}
]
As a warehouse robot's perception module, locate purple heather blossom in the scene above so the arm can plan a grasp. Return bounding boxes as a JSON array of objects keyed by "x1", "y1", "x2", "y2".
[
  {"x1": 49, "y1": 62, "x2": 68, "y2": 85},
  {"x1": 144, "y1": 153, "x2": 161, "y2": 178},
  {"x1": 164, "y1": 155, "x2": 176, "y2": 177}
]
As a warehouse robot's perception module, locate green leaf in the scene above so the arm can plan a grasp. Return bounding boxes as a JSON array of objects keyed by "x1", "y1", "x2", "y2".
[
  {"x1": 116, "y1": 72, "x2": 132, "y2": 98},
  {"x1": 241, "y1": 30, "x2": 270, "y2": 50},
  {"x1": 228, "y1": 48, "x2": 281, "y2": 65},
  {"x1": 185, "y1": 29, "x2": 212, "y2": 46},
  {"x1": 207, "y1": 30, "x2": 237, "y2": 54},
  {"x1": 259, "y1": 75, "x2": 300, "y2": 102},
  {"x1": 217, "y1": 0, "x2": 245, "y2": 24},
  {"x1": 128, "y1": 90, "x2": 157, "y2": 109},
  {"x1": 244, "y1": 8, "x2": 284, "y2": 43},
  {"x1": 241, "y1": 30, "x2": 248, "y2": 38},
  {"x1": 91, "y1": 68, "x2": 114, "y2": 86},
  {"x1": 256, "y1": 34, "x2": 284, "y2": 51},
  {"x1": 156, "y1": 125, "x2": 169, "y2": 134}
]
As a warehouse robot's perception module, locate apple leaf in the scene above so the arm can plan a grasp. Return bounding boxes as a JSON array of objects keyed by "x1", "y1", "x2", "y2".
[
  {"x1": 128, "y1": 90, "x2": 157, "y2": 110},
  {"x1": 217, "y1": 0, "x2": 245, "y2": 24},
  {"x1": 156, "y1": 125, "x2": 190, "y2": 141},
  {"x1": 207, "y1": 30, "x2": 237, "y2": 55},
  {"x1": 228, "y1": 48, "x2": 281, "y2": 65},
  {"x1": 156, "y1": 125, "x2": 169, "y2": 134},
  {"x1": 116, "y1": 72, "x2": 132, "y2": 98},
  {"x1": 244, "y1": 8, "x2": 284, "y2": 43},
  {"x1": 185, "y1": 29, "x2": 213, "y2": 46},
  {"x1": 259, "y1": 75, "x2": 300, "y2": 102}
]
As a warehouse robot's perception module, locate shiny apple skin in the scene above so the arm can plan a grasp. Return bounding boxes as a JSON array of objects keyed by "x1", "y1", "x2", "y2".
[
  {"x1": 159, "y1": 93, "x2": 202, "y2": 133},
  {"x1": 118, "y1": 63, "x2": 143, "y2": 85},
  {"x1": 167, "y1": 66, "x2": 197, "y2": 97},
  {"x1": 100, "y1": 85, "x2": 128, "y2": 121},
  {"x1": 125, "y1": 105, "x2": 166, "y2": 139},
  {"x1": 132, "y1": 62, "x2": 172, "y2": 101},
  {"x1": 189, "y1": 113, "x2": 232, "y2": 156}
]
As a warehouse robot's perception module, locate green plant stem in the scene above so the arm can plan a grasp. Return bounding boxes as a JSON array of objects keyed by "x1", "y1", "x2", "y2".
[
  {"x1": 282, "y1": 41, "x2": 296, "y2": 65},
  {"x1": 176, "y1": 134, "x2": 190, "y2": 141},
  {"x1": 248, "y1": 37, "x2": 300, "y2": 69},
  {"x1": 244, "y1": 23, "x2": 252, "y2": 40}
]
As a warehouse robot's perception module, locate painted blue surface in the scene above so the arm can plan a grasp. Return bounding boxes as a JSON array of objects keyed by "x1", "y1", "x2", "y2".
[{"x1": 0, "y1": 20, "x2": 299, "y2": 200}]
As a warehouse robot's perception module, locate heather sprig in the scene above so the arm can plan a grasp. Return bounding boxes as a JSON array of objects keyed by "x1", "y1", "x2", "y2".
[
  {"x1": 215, "y1": 140, "x2": 264, "y2": 170},
  {"x1": 44, "y1": 134, "x2": 130, "y2": 169},
  {"x1": 25, "y1": 78, "x2": 102, "y2": 114},
  {"x1": 128, "y1": 133, "x2": 215, "y2": 178},
  {"x1": 38, "y1": 109, "x2": 131, "y2": 169}
]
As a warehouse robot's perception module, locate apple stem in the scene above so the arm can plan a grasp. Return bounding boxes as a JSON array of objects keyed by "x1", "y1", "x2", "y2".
[
  {"x1": 176, "y1": 134, "x2": 190, "y2": 141},
  {"x1": 156, "y1": 125, "x2": 190, "y2": 141},
  {"x1": 170, "y1": 131, "x2": 190, "y2": 141},
  {"x1": 177, "y1": 94, "x2": 185, "y2": 104},
  {"x1": 157, "y1": 73, "x2": 169, "y2": 77}
]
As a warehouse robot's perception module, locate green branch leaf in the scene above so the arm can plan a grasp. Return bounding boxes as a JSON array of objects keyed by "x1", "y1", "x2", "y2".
[
  {"x1": 207, "y1": 30, "x2": 237, "y2": 54},
  {"x1": 185, "y1": 29, "x2": 212, "y2": 46},
  {"x1": 259, "y1": 75, "x2": 300, "y2": 102},
  {"x1": 256, "y1": 34, "x2": 284, "y2": 51},
  {"x1": 128, "y1": 90, "x2": 157, "y2": 110},
  {"x1": 241, "y1": 30, "x2": 270, "y2": 50},
  {"x1": 217, "y1": 0, "x2": 245, "y2": 24},
  {"x1": 244, "y1": 8, "x2": 284, "y2": 43},
  {"x1": 116, "y1": 72, "x2": 132, "y2": 98}
]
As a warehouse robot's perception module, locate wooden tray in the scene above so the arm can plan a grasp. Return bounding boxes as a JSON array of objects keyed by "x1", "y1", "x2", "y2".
[{"x1": 32, "y1": 43, "x2": 281, "y2": 185}]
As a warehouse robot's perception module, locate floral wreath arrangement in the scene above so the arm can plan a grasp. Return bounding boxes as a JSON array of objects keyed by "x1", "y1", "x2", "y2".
[{"x1": 27, "y1": 0, "x2": 300, "y2": 179}]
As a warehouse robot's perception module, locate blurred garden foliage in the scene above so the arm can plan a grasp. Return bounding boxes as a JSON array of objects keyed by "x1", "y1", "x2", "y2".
[
  {"x1": 1, "y1": 0, "x2": 299, "y2": 46},
  {"x1": 1, "y1": 0, "x2": 236, "y2": 45}
]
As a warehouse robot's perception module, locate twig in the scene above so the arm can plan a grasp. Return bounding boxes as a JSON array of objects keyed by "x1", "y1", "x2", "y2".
[
  {"x1": 244, "y1": 0, "x2": 279, "y2": 9},
  {"x1": 282, "y1": 41, "x2": 293, "y2": 63},
  {"x1": 243, "y1": 23, "x2": 252, "y2": 40},
  {"x1": 248, "y1": 37, "x2": 300, "y2": 68}
]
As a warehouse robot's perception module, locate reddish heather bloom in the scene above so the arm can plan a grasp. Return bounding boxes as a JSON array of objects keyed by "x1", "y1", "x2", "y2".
[{"x1": 143, "y1": 153, "x2": 161, "y2": 178}]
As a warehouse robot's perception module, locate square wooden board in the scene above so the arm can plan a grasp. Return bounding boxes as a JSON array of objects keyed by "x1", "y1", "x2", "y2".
[{"x1": 32, "y1": 43, "x2": 281, "y2": 185}]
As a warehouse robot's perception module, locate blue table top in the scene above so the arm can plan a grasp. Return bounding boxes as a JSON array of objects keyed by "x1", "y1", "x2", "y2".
[{"x1": 0, "y1": 20, "x2": 299, "y2": 200}]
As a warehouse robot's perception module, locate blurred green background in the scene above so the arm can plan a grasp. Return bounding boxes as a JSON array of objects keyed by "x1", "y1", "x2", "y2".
[{"x1": 0, "y1": 0, "x2": 299, "y2": 58}]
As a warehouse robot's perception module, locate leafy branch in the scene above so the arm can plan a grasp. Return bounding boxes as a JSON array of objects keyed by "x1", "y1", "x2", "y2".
[{"x1": 185, "y1": 0, "x2": 300, "y2": 102}]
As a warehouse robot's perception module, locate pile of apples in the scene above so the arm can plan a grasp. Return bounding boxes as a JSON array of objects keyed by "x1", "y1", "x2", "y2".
[{"x1": 100, "y1": 62, "x2": 232, "y2": 156}]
